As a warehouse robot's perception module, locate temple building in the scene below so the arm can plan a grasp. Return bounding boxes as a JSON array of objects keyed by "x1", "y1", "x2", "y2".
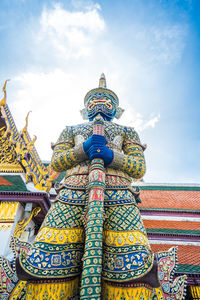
[
  {"x1": 0, "y1": 80, "x2": 199, "y2": 299},
  {"x1": 139, "y1": 183, "x2": 200, "y2": 299}
]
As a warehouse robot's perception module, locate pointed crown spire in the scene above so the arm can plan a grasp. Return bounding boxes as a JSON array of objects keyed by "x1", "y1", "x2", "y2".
[
  {"x1": 84, "y1": 73, "x2": 119, "y2": 106},
  {"x1": 81, "y1": 73, "x2": 124, "y2": 120},
  {"x1": 99, "y1": 73, "x2": 107, "y2": 88}
]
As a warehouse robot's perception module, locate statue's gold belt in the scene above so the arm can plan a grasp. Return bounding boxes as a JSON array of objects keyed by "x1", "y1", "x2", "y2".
[
  {"x1": 56, "y1": 174, "x2": 132, "y2": 190},
  {"x1": 55, "y1": 174, "x2": 140, "y2": 206}
]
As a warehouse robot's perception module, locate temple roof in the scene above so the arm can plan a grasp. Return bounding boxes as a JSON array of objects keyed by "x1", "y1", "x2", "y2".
[
  {"x1": 0, "y1": 174, "x2": 28, "y2": 192},
  {"x1": 151, "y1": 244, "x2": 200, "y2": 274},
  {"x1": 139, "y1": 185, "x2": 200, "y2": 211},
  {"x1": 137, "y1": 183, "x2": 200, "y2": 279},
  {"x1": 0, "y1": 81, "x2": 59, "y2": 193}
]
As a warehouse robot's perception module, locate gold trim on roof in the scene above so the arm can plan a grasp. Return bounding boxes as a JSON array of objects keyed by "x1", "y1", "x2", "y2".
[
  {"x1": 0, "y1": 79, "x2": 10, "y2": 106},
  {"x1": 0, "y1": 81, "x2": 55, "y2": 191},
  {"x1": 14, "y1": 207, "x2": 41, "y2": 238},
  {"x1": 0, "y1": 133, "x2": 24, "y2": 172},
  {"x1": 0, "y1": 202, "x2": 19, "y2": 221},
  {"x1": 0, "y1": 223, "x2": 13, "y2": 231},
  {"x1": 22, "y1": 111, "x2": 31, "y2": 133},
  {"x1": 190, "y1": 286, "x2": 200, "y2": 298}
]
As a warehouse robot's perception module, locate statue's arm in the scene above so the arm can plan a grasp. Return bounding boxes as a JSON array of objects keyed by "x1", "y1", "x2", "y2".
[
  {"x1": 109, "y1": 127, "x2": 146, "y2": 179},
  {"x1": 51, "y1": 126, "x2": 87, "y2": 172}
]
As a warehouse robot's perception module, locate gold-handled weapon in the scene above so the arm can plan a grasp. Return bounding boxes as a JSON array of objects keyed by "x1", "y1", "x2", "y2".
[{"x1": 80, "y1": 115, "x2": 105, "y2": 300}]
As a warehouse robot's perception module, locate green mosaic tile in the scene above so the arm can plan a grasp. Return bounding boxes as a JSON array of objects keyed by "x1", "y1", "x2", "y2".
[
  {"x1": 0, "y1": 175, "x2": 28, "y2": 191},
  {"x1": 139, "y1": 185, "x2": 200, "y2": 191},
  {"x1": 177, "y1": 264, "x2": 200, "y2": 273},
  {"x1": 147, "y1": 228, "x2": 200, "y2": 236}
]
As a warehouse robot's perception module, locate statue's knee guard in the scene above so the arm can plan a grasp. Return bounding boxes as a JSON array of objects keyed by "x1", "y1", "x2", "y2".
[
  {"x1": 102, "y1": 229, "x2": 154, "y2": 282},
  {"x1": 103, "y1": 205, "x2": 155, "y2": 284},
  {"x1": 16, "y1": 202, "x2": 85, "y2": 281}
]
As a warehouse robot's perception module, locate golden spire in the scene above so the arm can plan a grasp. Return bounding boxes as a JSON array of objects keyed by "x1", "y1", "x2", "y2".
[
  {"x1": 0, "y1": 79, "x2": 10, "y2": 106},
  {"x1": 99, "y1": 73, "x2": 107, "y2": 88}
]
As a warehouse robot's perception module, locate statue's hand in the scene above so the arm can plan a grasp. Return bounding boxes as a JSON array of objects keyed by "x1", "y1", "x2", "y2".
[
  {"x1": 83, "y1": 134, "x2": 106, "y2": 155},
  {"x1": 87, "y1": 144, "x2": 113, "y2": 167}
]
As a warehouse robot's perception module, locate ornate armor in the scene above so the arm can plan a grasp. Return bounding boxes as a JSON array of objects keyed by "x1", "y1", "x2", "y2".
[{"x1": 17, "y1": 74, "x2": 157, "y2": 299}]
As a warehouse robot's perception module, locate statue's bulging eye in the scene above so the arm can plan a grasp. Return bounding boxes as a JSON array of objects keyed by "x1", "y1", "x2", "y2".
[
  {"x1": 105, "y1": 102, "x2": 112, "y2": 109},
  {"x1": 88, "y1": 103, "x2": 95, "y2": 110},
  {"x1": 87, "y1": 98, "x2": 113, "y2": 111}
]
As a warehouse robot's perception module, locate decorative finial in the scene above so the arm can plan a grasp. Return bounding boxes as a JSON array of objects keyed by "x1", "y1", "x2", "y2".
[
  {"x1": 0, "y1": 79, "x2": 10, "y2": 106},
  {"x1": 99, "y1": 73, "x2": 107, "y2": 88},
  {"x1": 22, "y1": 111, "x2": 32, "y2": 133},
  {"x1": 26, "y1": 135, "x2": 37, "y2": 151}
]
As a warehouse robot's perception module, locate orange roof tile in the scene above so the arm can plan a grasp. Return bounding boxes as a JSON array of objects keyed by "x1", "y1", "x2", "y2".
[
  {"x1": 151, "y1": 244, "x2": 200, "y2": 266},
  {"x1": 140, "y1": 190, "x2": 200, "y2": 210},
  {"x1": 0, "y1": 176, "x2": 13, "y2": 186},
  {"x1": 143, "y1": 220, "x2": 200, "y2": 231}
]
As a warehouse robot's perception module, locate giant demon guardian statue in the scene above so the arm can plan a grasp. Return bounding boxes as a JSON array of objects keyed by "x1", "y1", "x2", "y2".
[{"x1": 15, "y1": 74, "x2": 186, "y2": 300}]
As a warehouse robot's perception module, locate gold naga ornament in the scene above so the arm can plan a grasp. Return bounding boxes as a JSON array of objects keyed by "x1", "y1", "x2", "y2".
[{"x1": 0, "y1": 80, "x2": 59, "y2": 192}]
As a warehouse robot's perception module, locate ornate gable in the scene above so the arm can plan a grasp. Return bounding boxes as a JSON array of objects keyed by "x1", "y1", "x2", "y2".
[
  {"x1": 0, "y1": 83, "x2": 24, "y2": 173},
  {"x1": 0, "y1": 81, "x2": 59, "y2": 192}
]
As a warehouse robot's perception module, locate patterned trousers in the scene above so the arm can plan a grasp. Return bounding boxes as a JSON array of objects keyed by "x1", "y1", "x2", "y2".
[{"x1": 20, "y1": 192, "x2": 154, "y2": 299}]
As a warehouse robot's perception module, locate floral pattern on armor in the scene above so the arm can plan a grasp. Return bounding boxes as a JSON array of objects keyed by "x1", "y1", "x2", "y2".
[
  {"x1": 51, "y1": 121, "x2": 146, "y2": 180},
  {"x1": 102, "y1": 244, "x2": 153, "y2": 281}
]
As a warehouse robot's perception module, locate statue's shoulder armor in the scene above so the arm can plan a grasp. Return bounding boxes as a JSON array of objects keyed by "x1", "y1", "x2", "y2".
[
  {"x1": 123, "y1": 126, "x2": 141, "y2": 143},
  {"x1": 104, "y1": 121, "x2": 126, "y2": 140},
  {"x1": 52, "y1": 125, "x2": 74, "y2": 148},
  {"x1": 71, "y1": 122, "x2": 92, "y2": 139},
  {"x1": 58, "y1": 125, "x2": 73, "y2": 141}
]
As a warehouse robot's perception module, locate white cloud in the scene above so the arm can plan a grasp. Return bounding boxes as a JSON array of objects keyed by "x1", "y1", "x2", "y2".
[
  {"x1": 150, "y1": 25, "x2": 187, "y2": 64},
  {"x1": 7, "y1": 3, "x2": 108, "y2": 161},
  {"x1": 135, "y1": 24, "x2": 187, "y2": 65},
  {"x1": 9, "y1": 68, "x2": 160, "y2": 162},
  {"x1": 118, "y1": 107, "x2": 160, "y2": 132},
  {"x1": 2, "y1": 0, "x2": 197, "y2": 184},
  {"x1": 36, "y1": 3, "x2": 105, "y2": 59},
  {"x1": 10, "y1": 69, "x2": 95, "y2": 160},
  {"x1": 138, "y1": 114, "x2": 160, "y2": 130},
  {"x1": 5, "y1": 2, "x2": 164, "y2": 166}
]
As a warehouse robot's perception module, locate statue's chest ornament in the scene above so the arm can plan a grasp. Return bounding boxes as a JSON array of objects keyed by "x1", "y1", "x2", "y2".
[
  {"x1": 106, "y1": 136, "x2": 123, "y2": 152},
  {"x1": 73, "y1": 123, "x2": 124, "y2": 151},
  {"x1": 73, "y1": 124, "x2": 93, "y2": 145},
  {"x1": 104, "y1": 125, "x2": 124, "y2": 151}
]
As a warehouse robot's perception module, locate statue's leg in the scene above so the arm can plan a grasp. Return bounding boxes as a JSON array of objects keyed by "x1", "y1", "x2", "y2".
[
  {"x1": 16, "y1": 200, "x2": 85, "y2": 299},
  {"x1": 102, "y1": 203, "x2": 158, "y2": 300}
]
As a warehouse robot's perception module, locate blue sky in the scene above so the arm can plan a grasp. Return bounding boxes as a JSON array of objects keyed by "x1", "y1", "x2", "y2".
[{"x1": 0, "y1": 0, "x2": 199, "y2": 183}]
